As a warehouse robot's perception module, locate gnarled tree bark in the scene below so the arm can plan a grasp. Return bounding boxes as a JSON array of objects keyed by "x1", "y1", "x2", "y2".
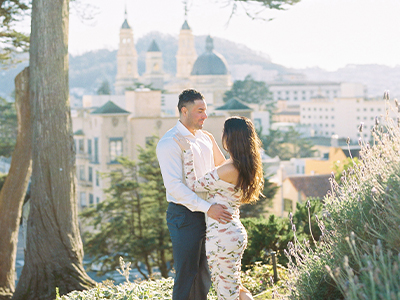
[
  {"x1": 12, "y1": 0, "x2": 95, "y2": 299},
  {"x1": 0, "y1": 68, "x2": 32, "y2": 300}
]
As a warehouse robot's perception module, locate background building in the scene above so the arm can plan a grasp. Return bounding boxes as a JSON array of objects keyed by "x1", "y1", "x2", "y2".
[
  {"x1": 299, "y1": 97, "x2": 393, "y2": 141},
  {"x1": 72, "y1": 90, "x2": 227, "y2": 209}
]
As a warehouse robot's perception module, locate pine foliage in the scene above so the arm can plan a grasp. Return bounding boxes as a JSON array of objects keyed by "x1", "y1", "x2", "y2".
[{"x1": 81, "y1": 136, "x2": 172, "y2": 280}]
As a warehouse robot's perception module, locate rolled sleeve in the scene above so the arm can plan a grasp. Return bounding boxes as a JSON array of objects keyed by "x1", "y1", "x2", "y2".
[{"x1": 156, "y1": 136, "x2": 212, "y2": 213}]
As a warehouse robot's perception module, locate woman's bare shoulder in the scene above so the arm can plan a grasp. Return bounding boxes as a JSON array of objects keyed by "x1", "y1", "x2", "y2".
[{"x1": 216, "y1": 162, "x2": 239, "y2": 185}]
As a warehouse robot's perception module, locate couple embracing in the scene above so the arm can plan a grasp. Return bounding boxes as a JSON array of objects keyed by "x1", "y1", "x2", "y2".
[{"x1": 156, "y1": 89, "x2": 264, "y2": 300}]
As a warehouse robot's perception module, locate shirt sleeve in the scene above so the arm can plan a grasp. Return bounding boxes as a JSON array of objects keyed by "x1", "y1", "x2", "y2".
[
  {"x1": 156, "y1": 136, "x2": 212, "y2": 213},
  {"x1": 183, "y1": 148, "x2": 220, "y2": 193}
]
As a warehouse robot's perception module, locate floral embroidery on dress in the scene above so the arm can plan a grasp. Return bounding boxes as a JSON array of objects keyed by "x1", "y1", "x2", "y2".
[{"x1": 182, "y1": 147, "x2": 248, "y2": 300}]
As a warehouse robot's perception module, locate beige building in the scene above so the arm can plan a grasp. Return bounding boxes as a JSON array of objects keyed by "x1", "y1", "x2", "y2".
[
  {"x1": 73, "y1": 90, "x2": 226, "y2": 209},
  {"x1": 176, "y1": 20, "x2": 197, "y2": 79},
  {"x1": 114, "y1": 10, "x2": 139, "y2": 95},
  {"x1": 269, "y1": 174, "x2": 331, "y2": 217},
  {"x1": 113, "y1": 11, "x2": 232, "y2": 106}
]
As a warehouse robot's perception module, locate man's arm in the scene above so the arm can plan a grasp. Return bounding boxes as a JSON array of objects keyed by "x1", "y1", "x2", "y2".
[
  {"x1": 202, "y1": 130, "x2": 226, "y2": 167},
  {"x1": 157, "y1": 136, "x2": 211, "y2": 213}
]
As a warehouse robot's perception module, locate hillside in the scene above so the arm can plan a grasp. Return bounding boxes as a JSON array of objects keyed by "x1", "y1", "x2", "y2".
[
  {"x1": 0, "y1": 32, "x2": 285, "y2": 99},
  {"x1": 1, "y1": 32, "x2": 399, "y2": 99},
  {"x1": 293, "y1": 64, "x2": 400, "y2": 98}
]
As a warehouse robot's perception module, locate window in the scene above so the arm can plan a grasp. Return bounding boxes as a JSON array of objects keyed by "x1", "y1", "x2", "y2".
[
  {"x1": 96, "y1": 197, "x2": 100, "y2": 204},
  {"x1": 109, "y1": 138, "x2": 123, "y2": 162},
  {"x1": 79, "y1": 165, "x2": 85, "y2": 181},
  {"x1": 78, "y1": 139, "x2": 84, "y2": 153},
  {"x1": 87, "y1": 139, "x2": 92, "y2": 156},
  {"x1": 88, "y1": 166, "x2": 93, "y2": 182},
  {"x1": 80, "y1": 192, "x2": 86, "y2": 208},
  {"x1": 284, "y1": 199, "x2": 293, "y2": 212},
  {"x1": 89, "y1": 194, "x2": 94, "y2": 206},
  {"x1": 94, "y1": 138, "x2": 99, "y2": 163},
  {"x1": 96, "y1": 171, "x2": 100, "y2": 186}
]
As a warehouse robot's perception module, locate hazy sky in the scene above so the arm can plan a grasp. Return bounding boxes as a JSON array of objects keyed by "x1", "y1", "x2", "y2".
[{"x1": 68, "y1": 0, "x2": 400, "y2": 71}]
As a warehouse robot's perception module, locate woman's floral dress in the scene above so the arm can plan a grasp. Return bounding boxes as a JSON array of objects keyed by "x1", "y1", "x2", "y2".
[{"x1": 182, "y1": 147, "x2": 247, "y2": 300}]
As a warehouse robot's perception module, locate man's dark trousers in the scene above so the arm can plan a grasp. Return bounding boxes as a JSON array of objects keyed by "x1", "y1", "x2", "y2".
[{"x1": 167, "y1": 202, "x2": 211, "y2": 300}]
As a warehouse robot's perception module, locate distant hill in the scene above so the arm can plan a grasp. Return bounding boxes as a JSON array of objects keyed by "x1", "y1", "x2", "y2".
[
  {"x1": 1, "y1": 32, "x2": 399, "y2": 99},
  {"x1": 0, "y1": 32, "x2": 286, "y2": 99},
  {"x1": 291, "y1": 64, "x2": 400, "y2": 98}
]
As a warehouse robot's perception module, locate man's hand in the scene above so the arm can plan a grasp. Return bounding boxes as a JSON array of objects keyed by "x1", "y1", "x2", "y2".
[{"x1": 207, "y1": 203, "x2": 232, "y2": 224}]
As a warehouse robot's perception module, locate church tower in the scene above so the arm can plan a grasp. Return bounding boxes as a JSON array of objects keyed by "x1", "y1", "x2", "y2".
[
  {"x1": 142, "y1": 40, "x2": 165, "y2": 90},
  {"x1": 114, "y1": 8, "x2": 139, "y2": 95},
  {"x1": 176, "y1": 19, "x2": 197, "y2": 79}
]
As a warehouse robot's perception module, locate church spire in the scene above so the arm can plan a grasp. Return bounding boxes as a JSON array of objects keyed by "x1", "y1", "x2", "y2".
[{"x1": 121, "y1": 4, "x2": 130, "y2": 29}]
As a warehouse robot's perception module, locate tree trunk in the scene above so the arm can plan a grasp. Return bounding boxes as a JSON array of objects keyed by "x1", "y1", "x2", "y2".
[
  {"x1": 13, "y1": 1, "x2": 95, "y2": 299},
  {"x1": 0, "y1": 68, "x2": 32, "y2": 300}
]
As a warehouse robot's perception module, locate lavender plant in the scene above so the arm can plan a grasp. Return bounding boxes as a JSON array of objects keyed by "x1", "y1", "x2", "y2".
[{"x1": 275, "y1": 91, "x2": 400, "y2": 299}]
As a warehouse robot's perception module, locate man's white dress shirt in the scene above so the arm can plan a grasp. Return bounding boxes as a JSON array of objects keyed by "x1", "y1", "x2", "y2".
[{"x1": 157, "y1": 120, "x2": 215, "y2": 213}]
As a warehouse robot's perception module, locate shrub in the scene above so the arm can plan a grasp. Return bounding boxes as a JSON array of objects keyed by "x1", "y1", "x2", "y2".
[
  {"x1": 241, "y1": 198, "x2": 323, "y2": 270},
  {"x1": 276, "y1": 94, "x2": 400, "y2": 299},
  {"x1": 57, "y1": 259, "x2": 286, "y2": 299}
]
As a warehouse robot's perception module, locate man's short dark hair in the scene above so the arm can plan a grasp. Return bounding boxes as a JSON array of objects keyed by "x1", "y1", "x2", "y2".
[{"x1": 177, "y1": 89, "x2": 204, "y2": 113}]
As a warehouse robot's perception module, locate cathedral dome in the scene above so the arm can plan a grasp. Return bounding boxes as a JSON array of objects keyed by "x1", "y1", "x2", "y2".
[{"x1": 191, "y1": 36, "x2": 228, "y2": 76}]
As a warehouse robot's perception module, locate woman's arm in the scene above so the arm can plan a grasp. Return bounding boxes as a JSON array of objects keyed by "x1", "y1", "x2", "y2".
[{"x1": 174, "y1": 133, "x2": 220, "y2": 192}]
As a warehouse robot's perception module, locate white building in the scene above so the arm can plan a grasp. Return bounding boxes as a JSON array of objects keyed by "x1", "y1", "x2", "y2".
[
  {"x1": 268, "y1": 82, "x2": 367, "y2": 105},
  {"x1": 300, "y1": 97, "x2": 393, "y2": 141}
]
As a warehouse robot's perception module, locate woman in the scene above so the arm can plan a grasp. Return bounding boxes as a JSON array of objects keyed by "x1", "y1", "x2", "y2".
[{"x1": 174, "y1": 116, "x2": 264, "y2": 300}]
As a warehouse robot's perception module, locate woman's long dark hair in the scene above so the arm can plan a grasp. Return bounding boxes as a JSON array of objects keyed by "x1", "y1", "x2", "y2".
[{"x1": 222, "y1": 116, "x2": 264, "y2": 204}]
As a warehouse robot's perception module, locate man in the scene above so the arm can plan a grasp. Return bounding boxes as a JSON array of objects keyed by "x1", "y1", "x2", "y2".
[{"x1": 156, "y1": 89, "x2": 231, "y2": 300}]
